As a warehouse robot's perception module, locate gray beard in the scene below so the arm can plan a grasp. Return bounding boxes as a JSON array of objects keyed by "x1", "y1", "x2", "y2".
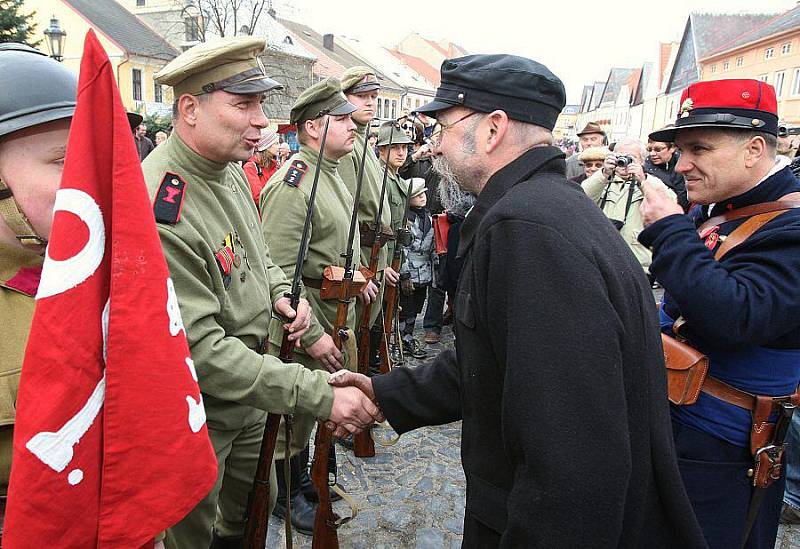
[{"x1": 432, "y1": 156, "x2": 476, "y2": 216}]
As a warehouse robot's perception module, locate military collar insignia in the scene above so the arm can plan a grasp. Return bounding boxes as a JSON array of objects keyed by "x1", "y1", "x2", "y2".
[
  {"x1": 679, "y1": 98, "x2": 694, "y2": 118},
  {"x1": 283, "y1": 160, "x2": 308, "y2": 187},
  {"x1": 153, "y1": 172, "x2": 187, "y2": 224}
]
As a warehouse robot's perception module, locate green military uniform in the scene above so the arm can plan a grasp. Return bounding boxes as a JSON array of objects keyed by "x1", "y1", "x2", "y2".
[
  {"x1": 384, "y1": 168, "x2": 409, "y2": 262},
  {"x1": 260, "y1": 78, "x2": 360, "y2": 457},
  {"x1": 339, "y1": 68, "x2": 392, "y2": 327},
  {"x1": 582, "y1": 170, "x2": 675, "y2": 272},
  {"x1": 0, "y1": 245, "x2": 42, "y2": 495},
  {"x1": 146, "y1": 37, "x2": 335, "y2": 549},
  {"x1": 375, "y1": 121, "x2": 414, "y2": 263}
]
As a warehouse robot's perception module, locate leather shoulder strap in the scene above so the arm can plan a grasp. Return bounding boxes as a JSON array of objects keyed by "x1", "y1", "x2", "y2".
[
  {"x1": 714, "y1": 209, "x2": 788, "y2": 260},
  {"x1": 698, "y1": 192, "x2": 800, "y2": 234}
]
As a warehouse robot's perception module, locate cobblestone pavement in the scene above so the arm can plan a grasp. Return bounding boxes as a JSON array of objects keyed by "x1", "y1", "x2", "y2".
[
  {"x1": 266, "y1": 322, "x2": 466, "y2": 548},
  {"x1": 263, "y1": 299, "x2": 800, "y2": 548}
]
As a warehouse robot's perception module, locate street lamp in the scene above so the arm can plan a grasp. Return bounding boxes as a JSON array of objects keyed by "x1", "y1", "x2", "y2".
[{"x1": 43, "y1": 16, "x2": 67, "y2": 62}]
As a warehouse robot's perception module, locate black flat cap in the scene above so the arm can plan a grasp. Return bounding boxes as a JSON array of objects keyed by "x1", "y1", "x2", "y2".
[{"x1": 415, "y1": 54, "x2": 566, "y2": 131}]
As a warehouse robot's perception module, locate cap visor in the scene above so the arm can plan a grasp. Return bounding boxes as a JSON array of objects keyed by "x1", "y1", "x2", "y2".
[
  {"x1": 413, "y1": 99, "x2": 456, "y2": 118},
  {"x1": 328, "y1": 100, "x2": 358, "y2": 117},
  {"x1": 224, "y1": 75, "x2": 283, "y2": 94},
  {"x1": 348, "y1": 82, "x2": 381, "y2": 94}
]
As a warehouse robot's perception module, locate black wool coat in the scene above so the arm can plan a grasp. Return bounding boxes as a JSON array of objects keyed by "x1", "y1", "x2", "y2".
[{"x1": 372, "y1": 146, "x2": 707, "y2": 548}]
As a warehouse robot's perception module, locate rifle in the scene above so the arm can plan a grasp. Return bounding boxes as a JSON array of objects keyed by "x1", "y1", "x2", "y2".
[
  {"x1": 243, "y1": 112, "x2": 333, "y2": 549},
  {"x1": 353, "y1": 122, "x2": 396, "y2": 458},
  {"x1": 378, "y1": 171, "x2": 414, "y2": 374},
  {"x1": 311, "y1": 119, "x2": 371, "y2": 549}
]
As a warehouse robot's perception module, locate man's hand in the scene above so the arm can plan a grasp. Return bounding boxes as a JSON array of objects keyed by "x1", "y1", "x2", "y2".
[
  {"x1": 602, "y1": 154, "x2": 617, "y2": 178},
  {"x1": 274, "y1": 296, "x2": 311, "y2": 345},
  {"x1": 625, "y1": 160, "x2": 646, "y2": 183},
  {"x1": 360, "y1": 279, "x2": 379, "y2": 304},
  {"x1": 384, "y1": 266, "x2": 400, "y2": 287},
  {"x1": 640, "y1": 179, "x2": 683, "y2": 227},
  {"x1": 412, "y1": 144, "x2": 431, "y2": 161},
  {"x1": 328, "y1": 370, "x2": 376, "y2": 399},
  {"x1": 305, "y1": 332, "x2": 343, "y2": 372},
  {"x1": 327, "y1": 370, "x2": 382, "y2": 437},
  {"x1": 328, "y1": 385, "x2": 384, "y2": 434}
]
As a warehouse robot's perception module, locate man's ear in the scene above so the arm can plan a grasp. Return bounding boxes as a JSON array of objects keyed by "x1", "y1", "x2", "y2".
[
  {"x1": 743, "y1": 135, "x2": 768, "y2": 168},
  {"x1": 178, "y1": 94, "x2": 200, "y2": 127},
  {"x1": 485, "y1": 110, "x2": 509, "y2": 154}
]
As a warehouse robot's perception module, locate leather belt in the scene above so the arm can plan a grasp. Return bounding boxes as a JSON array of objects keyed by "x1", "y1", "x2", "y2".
[
  {"x1": 702, "y1": 376, "x2": 797, "y2": 412},
  {"x1": 302, "y1": 277, "x2": 322, "y2": 289}
]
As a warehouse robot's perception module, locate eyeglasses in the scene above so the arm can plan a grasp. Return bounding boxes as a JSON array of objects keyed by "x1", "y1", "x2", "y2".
[
  {"x1": 428, "y1": 111, "x2": 481, "y2": 148},
  {"x1": 646, "y1": 145, "x2": 669, "y2": 153}
]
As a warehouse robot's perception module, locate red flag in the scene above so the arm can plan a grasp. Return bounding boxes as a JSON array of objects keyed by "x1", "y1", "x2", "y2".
[{"x1": 4, "y1": 30, "x2": 217, "y2": 548}]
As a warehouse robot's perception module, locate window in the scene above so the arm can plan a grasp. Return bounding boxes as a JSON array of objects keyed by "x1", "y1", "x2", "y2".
[
  {"x1": 711, "y1": 65, "x2": 717, "y2": 74},
  {"x1": 391, "y1": 100, "x2": 397, "y2": 119},
  {"x1": 184, "y1": 16, "x2": 200, "y2": 42},
  {"x1": 376, "y1": 98, "x2": 382, "y2": 118},
  {"x1": 775, "y1": 71, "x2": 786, "y2": 97},
  {"x1": 758, "y1": 73, "x2": 769, "y2": 83},
  {"x1": 736, "y1": 56, "x2": 743, "y2": 67},
  {"x1": 154, "y1": 82, "x2": 163, "y2": 103},
  {"x1": 723, "y1": 61, "x2": 729, "y2": 71},
  {"x1": 415, "y1": 99, "x2": 421, "y2": 109},
  {"x1": 132, "y1": 68, "x2": 142, "y2": 101},
  {"x1": 791, "y1": 68, "x2": 800, "y2": 96},
  {"x1": 765, "y1": 47, "x2": 774, "y2": 60},
  {"x1": 782, "y1": 42, "x2": 792, "y2": 55},
  {"x1": 136, "y1": 0, "x2": 145, "y2": 5}
]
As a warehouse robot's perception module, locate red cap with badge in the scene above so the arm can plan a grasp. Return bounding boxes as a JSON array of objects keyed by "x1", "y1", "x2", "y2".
[{"x1": 650, "y1": 79, "x2": 779, "y2": 142}]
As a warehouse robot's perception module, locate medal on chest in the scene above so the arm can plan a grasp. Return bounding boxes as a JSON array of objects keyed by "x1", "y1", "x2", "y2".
[{"x1": 699, "y1": 225, "x2": 720, "y2": 251}]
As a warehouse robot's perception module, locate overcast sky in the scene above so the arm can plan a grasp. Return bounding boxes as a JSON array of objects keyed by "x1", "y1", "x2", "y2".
[{"x1": 277, "y1": 0, "x2": 797, "y2": 103}]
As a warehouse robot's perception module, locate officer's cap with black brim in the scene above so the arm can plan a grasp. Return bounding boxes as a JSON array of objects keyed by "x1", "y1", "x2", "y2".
[
  {"x1": 650, "y1": 79, "x2": 779, "y2": 142},
  {"x1": 291, "y1": 77, "x2": 357, "y2": 125},
  {"x1": 155, "y1": 36, "x2": 282, "y2": 97},
  {"x1": 341, "y1": 66, "x2": 382, "y2": 95},
  {"x1": 414, "y1": 54, "x2": 566, "y2": 131}
]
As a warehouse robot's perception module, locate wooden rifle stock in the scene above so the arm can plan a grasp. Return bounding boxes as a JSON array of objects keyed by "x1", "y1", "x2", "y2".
[
  {"x1": 353, "y1": 242, "x2": 382, "y2": 458},
  {"x1": 243, "y1": 321, "x2": 297, "y2": 549},
  {"x1": 379, "y1": 253, "x2": 402, "y2": 374},
  {"x1": 311, "y1": 423, "x2": 339, "y2": 549}
]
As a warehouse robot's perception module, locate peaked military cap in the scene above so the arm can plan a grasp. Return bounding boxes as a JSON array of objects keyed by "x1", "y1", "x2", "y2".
[
  {"x1": 650, "y1": 79, "x2": 779, "y2": 142},
  {"x1": 155, "y1": 36, "x2": 282, "y2": 97},
  {"x1": 376, "y1": 120, "x2": 414, "y2": 147},
  {"x1": 291, "y1": 77, "x2": 357, "y2": 125},
  {"x1": 341, "y1": 66, "x2": 381, "y2": 94},
  {"x1": 415, "y1": 54, "x2": 566, "y2": 130}
]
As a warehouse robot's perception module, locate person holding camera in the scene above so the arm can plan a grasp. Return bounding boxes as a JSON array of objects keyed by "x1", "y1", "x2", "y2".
[{"x1": 582, "y1": 138, "x2": 676, "y2": 274}]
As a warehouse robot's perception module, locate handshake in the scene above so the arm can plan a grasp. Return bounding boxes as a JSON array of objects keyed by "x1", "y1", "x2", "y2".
[{"x1": 325, "y1": 370, "x2": 385, "y2": 437}]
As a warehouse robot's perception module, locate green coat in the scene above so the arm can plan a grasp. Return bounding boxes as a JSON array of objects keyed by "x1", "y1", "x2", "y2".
[
  {"x1": 142, "y1": 134, "x2": 334, "y2": 432},
  {"x1": 383, "y1": 163, "x2": 410, "y2": 264},
  {"x1": 259, "y1": 146, "x2": 361, "y2": 355},
  {"x1": 339, "y1": 123, "x2": 391, "y2": 272},
  {"x1": 0, "y1": 243, "x2": 41, "y2": 493}
]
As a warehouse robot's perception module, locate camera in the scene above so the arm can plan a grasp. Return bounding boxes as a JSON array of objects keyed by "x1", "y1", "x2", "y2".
[{"x1": 615, "y1": 155, "x2": 634, "y2": 168}]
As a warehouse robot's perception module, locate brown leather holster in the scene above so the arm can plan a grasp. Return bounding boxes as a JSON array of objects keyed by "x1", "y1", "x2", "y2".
[
  {"x1": 318, "y1": 266, "x2": 372, "y2": 301},
  {"x1": 359, "y1": 221, "x2": 394, "y2": 247}
]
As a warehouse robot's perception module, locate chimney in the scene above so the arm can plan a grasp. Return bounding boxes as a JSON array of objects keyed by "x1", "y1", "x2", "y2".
[{"x1": 323, "y1": 33, "x2": 334, "y2": 51}]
